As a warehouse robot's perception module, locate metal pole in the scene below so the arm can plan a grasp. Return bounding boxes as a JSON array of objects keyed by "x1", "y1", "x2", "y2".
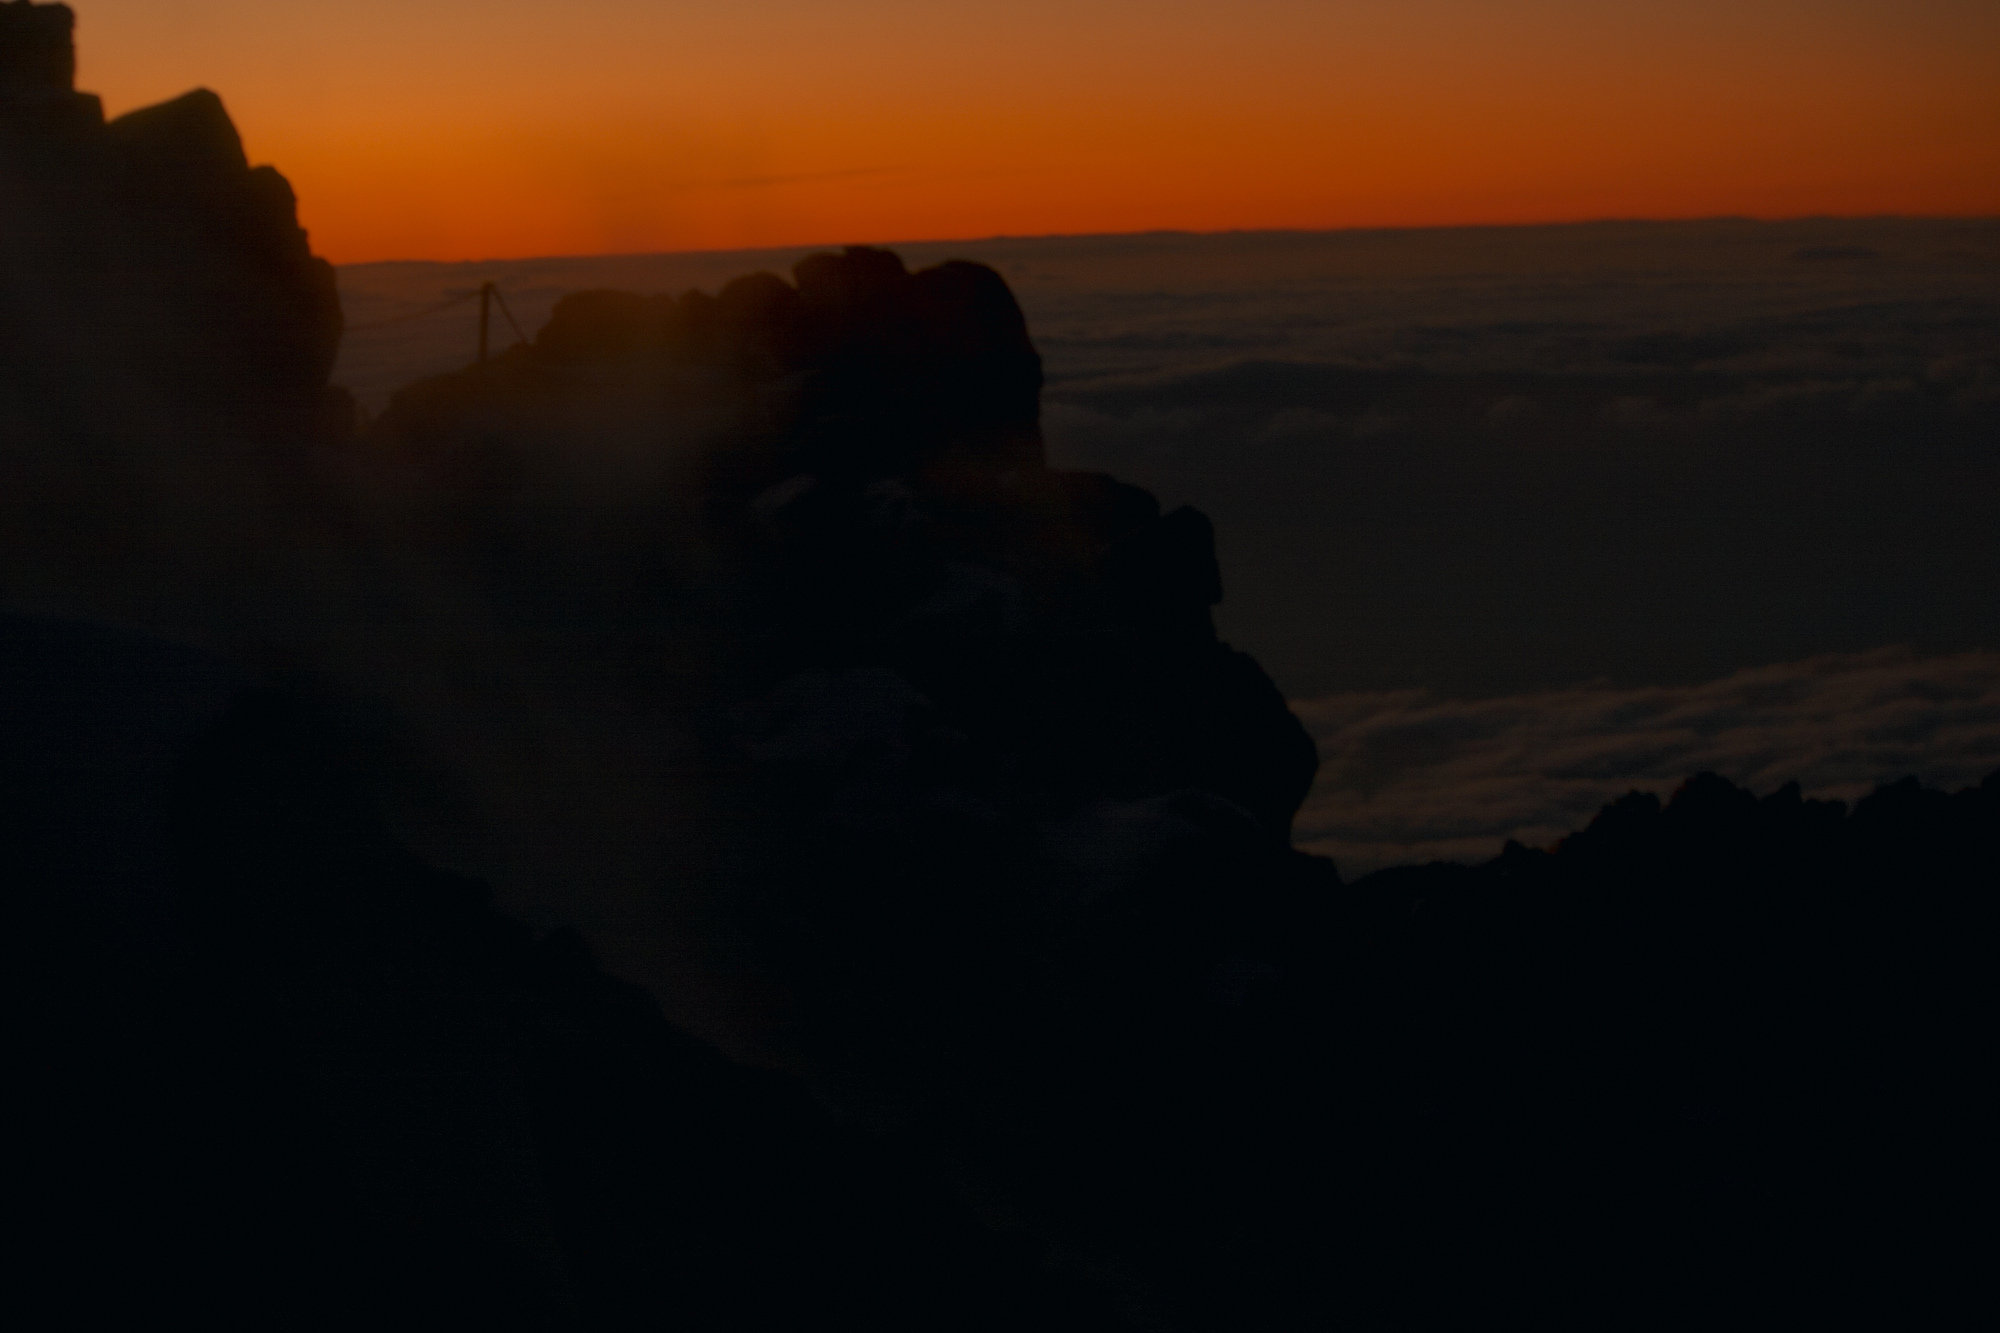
[{"x1": 478, "y1": 282, "x2": 492, "y2": 366}]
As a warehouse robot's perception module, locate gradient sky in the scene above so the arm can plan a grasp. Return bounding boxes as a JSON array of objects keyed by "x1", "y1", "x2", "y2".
[{"x1": 72, "y1": 0, "x2": 2000, "y2": 263}]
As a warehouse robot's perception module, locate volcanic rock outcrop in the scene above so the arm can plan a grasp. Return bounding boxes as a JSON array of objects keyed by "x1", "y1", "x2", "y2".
[
  {"x1": 370, "y1": 249, "x2": 1333, "y2": 1323},
  {"x1": 0, "y1": 4, "x2": 338, "y2": 438},
  {"x1": 3, "y1": 10, "x2": 1324, "y2": 1324},
  {"x1": 2, "y1": 2, "x2": 342, "y2": 647},
  {"x1": 381, "y1": 246, "x2": 1317, "y2": 840}
]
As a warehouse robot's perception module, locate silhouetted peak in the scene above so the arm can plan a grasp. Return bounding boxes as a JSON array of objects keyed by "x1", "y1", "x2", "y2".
[
  {"x1": 782, "y1": 248, "x2": 1044, "y2": 473},
  {"x1": 716, "y1": 270, "x2": 799, "y2": 326},
  {"x1": 908, "y1": 260, "x2": 1034, "y2": 357},
  {"x1": 1559, "y1": 787, "x2": 1662, "y2": 853},
  {"x1": 1762, "y1": 779, "x2": 1804, "y2": 808},
  {"x1": 0, "y1": 27, "x2": 339, "y2": 441},
  {"x1": 793, "y1": 243, "x2": 910, "y2": 316},
  {"x1": 388, "y1": 245, "x2": 1044, "y2": 477},
  {"x1": 900, "y1": 258, "x2": 1043, "y2": 432},
  {"x1": 1849, "y1": 772, "x2": 1955, "y2": 832},
  {"x1": 0, "y1": 2, "x2": 72, "y2": 92},
  {"x1": 536, "y1": 288, "x2": 679, "y2": 363},
  {"x1": 1665, "y1": 770, "x2": 1758, "y2": 819},
  {"x1": 106, "y1": 88, "x2": 247, "y2": 180},
  {"x1": 716, "y1": 270, "x2": 804, "y2": 368}
]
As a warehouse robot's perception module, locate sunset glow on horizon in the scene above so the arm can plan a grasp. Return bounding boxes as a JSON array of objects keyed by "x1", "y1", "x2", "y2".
[{"x1": 70, "y1": 0, "x2": 2000, "y2": 264}]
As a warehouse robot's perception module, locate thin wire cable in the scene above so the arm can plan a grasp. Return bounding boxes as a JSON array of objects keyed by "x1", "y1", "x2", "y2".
[{"x1": 343, "y1": 289, "x2": 480, "y2": 333}]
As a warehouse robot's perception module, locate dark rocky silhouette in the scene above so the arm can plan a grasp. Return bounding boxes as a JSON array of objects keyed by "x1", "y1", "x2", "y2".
[
  {"x1": 365, "y1": 245, "x2": 1330, "y2": 1324},
  {"x1": 1316, "y1": 770, "x2": 1995, "y2": 1325},
  {"x1": 3, "y1": 6, "x2": 1994, "y2": 1328},
  {"x1": 2, "y1": 3, "x2": 345, "y2": 660},
  {"x1": 1, "y1": 2, "x2": 339, "y2": 445},
  {"x1": 7, "y1": 620, "x2": 1131, "y2": 1329},
  {"x1": 13, "y1": 609, "x2": 1991, "y2": 1326},
  {"x1": 0, "y1": 0, "x2": 72, "y2": 88},
  {"x1": 379, "y1": 244, "x2": 1315, "y2": 844}
]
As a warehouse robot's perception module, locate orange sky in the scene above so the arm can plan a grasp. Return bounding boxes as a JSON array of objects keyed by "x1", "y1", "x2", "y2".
[{"x1": 71, "y1": 0, "x2": 2000, "y2": 264}]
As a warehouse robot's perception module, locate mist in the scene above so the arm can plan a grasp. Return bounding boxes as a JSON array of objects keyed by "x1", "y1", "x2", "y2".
[{"x1": 337, "y1": 218, "x2": 2000, "y2": 859}]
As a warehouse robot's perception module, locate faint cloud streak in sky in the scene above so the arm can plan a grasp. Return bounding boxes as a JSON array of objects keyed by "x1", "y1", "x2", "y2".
[{"x1": 66, "y1": 0, "x2": 2000, "y2": 260}]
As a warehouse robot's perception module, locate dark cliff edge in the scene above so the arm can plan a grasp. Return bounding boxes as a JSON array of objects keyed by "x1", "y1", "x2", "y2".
[
  {"x1": 0, "y1": 3, "x2": 338, "y2": 438},
  {"x1": 1, "y1": 2, "x2": 344, "y2": 652},
  {"x1": 4, "y1": 5, "x2": 1993, "y2": 1328}
]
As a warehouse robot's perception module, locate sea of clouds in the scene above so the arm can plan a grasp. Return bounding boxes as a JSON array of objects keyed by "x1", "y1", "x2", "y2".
[
  {"x1": 1294, "y1": 646, "x2": 2000, "y2": 875},
  {"x1": 335, "y1": 218, "x2": 2000, "y2": 865}
]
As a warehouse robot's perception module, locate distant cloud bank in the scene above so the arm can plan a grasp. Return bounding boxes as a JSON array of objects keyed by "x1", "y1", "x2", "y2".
[
  {"x1": 335, "y1": 218, "x2": 2000, "y2": 706},
  {"x1": 1293, "y1": 648, "x2": 2000, "y2": 875}
]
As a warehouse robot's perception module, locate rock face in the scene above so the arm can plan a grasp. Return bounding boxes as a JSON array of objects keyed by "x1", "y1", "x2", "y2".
[
  {"x1": 6, "y1": 617, "x2": 1132, "y2": 1329},
  {"x1": 372, "y1": 249, "x2": 1330, "y2": 1323},
  {"x1": 1, "y1": 1, "x2": 344, "y2": 670},
  {"x1": 381, "y1": 246, "x2": 1317, "y2": 841},
  {"x1": 0, "y1": 0, "x2": 72, "y2": 89},
  {"x1": 2, "y1": 12, "x2": 1326, "y2": 1322},
  {"x1": 0, "y1": 2, "x2": 339, "y2": 445},
  {"x1": 355, "y1": 245, "x2": 1992, "y2": 1328},
  {"x1": 13, "y1": 612, "x2": 1992, "y2": 1328}
]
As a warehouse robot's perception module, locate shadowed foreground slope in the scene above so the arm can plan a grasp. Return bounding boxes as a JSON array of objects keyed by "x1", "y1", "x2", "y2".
[{"x1": 12, "y1": 617, "x2": 1991, "y2": 1327}]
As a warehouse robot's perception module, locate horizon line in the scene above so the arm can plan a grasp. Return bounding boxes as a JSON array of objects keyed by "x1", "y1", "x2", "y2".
[{"x1": 333, "y1": 211, "x2": 2000, "y2": 270}]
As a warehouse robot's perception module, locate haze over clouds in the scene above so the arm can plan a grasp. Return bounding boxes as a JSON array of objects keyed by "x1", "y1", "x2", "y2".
[
  {"x1": 338, "y1": 217, "x2": 2000, "y2": 453},
  {"x1": 336, "y1": 218, "x2": 2000, "y2": 682},
  {"x1": 72, "y1": 0, "x2": 2000, "y2": 261},
  {"x1": 334, "y1": 218, "x2": 2000, "y2": 861},
  {"x1": 1297, "y1": 648, "x2": 2000, "y2": 875}
]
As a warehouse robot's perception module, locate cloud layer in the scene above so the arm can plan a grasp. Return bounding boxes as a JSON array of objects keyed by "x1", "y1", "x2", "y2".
[
  {"x1": 335, "y1": 218, "x2": 2000, "y2": 701},
  {"x1": 1293, "y1": 648, "x2": 2000, "y2": 875}
]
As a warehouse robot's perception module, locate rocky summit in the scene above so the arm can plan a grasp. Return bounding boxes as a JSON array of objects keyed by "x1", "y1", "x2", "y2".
[{"x1": 1, "y1": 2, "x2": 338, "y2": 442}]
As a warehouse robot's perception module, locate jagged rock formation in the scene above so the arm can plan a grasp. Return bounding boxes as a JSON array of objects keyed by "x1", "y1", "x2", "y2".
[
  {"x1": 2, "y1": 10, "x2": 1327, "y2": 1322},
  {"x1": 0, "y1": 0, "x2": 71, "y2": 88},
  {"x1": 380, "y1": 246, "x2": 1317, "y2": 840},
  {"x1": 1316, "y1": 769, "x2": 1997, "y2": 1325},
  {"x1": 12, "y1": 614, "x2": 1990, "y2": 1326},
  {"x1": 371, "y1": 250, "x2": 1330, "y2": 1323},
  {"x1": 357, "y1": 248, "x2": 2000, "y2": 1328},
  {"x1": 0, "y1": 2, "x2": 339, "y2": 440},
  {"x1": 1, "y1": 2, "x2": 343, "y2": 650},
  {"x1": 8, "y1": 620, "x2": 1131, "y2": 1329}
]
